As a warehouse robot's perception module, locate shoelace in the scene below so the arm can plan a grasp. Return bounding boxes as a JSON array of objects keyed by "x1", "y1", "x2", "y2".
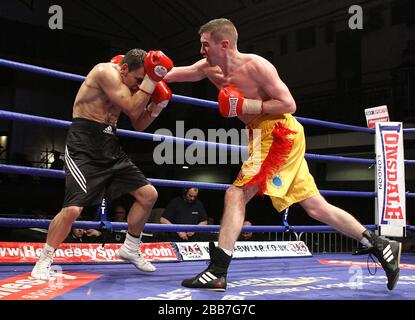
[{"x1": 367, "y1": 253, "x2": 378, "y2": 275}]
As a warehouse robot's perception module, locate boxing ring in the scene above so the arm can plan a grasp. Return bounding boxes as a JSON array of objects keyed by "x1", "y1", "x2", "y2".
[{"x1": 0, "y1": 58, "x2": 415, "y2": 301}]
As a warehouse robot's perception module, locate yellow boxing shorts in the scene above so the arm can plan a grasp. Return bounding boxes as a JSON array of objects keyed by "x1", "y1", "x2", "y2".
[{"x1": 233, "y1": 113, "x2": 320, "y2": 212}]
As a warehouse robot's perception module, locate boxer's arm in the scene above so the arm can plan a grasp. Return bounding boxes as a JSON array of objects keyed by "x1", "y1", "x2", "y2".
[
  {"x1": 131, "y1": 82, "x2": 172, "y2": 131},
  {"x1": 130, "y1": 104, "x2": 157, "y2": 131},
  {"x1": 97, "y1": 64, "x2": 150, "y2": 119},
  {"x1": 164, "y1": 59, "x2": 207, "y2": 83},
  {"x1": 253, "y1": 59, "x2": 296, "y2": 115}
]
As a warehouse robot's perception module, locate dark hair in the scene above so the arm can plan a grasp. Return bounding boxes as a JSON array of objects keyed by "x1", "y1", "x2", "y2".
[{"x1": 122, "y1": 48, "x2": 147, "y2": 71}]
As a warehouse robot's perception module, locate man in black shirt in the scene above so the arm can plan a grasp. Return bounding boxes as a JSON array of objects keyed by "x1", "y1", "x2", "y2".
[
  {"x1": 50, "y1": 151, "x2": 64, "y2": 170},
  {"x1": 160, "y1": 188, "x2": 208, "y2": 241}
]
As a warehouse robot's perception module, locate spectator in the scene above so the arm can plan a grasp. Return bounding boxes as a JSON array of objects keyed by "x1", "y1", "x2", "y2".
[
  {"x1": 160, "y1": 188, "x2": 208, "y2": 241},
  {"x1": 110, "y1": 204, "x2": 128, "y2": 243},
  {"x1": 112, "y1": 205, "x2": 127, "y2": 222},
  {"x1": 65, "y1": 228, "x2": 85, "y2": 243},
  {"x1": 239, "y1": 220, "x2": 253, "y2": 241},
  {"x1": 50, "y1": 151, "x2": 64, "y2": 170},
  {"x1": 65, "y1": 228, "x2": 103, "y2": 243}
]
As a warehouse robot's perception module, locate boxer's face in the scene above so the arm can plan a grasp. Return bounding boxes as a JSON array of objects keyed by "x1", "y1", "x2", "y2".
[
  {"x1": 200, "y1": 32, "x2": 225, "y2": 66},
  {"x1": 120, "y1": 64, "x2": 145, "y2": 91}
]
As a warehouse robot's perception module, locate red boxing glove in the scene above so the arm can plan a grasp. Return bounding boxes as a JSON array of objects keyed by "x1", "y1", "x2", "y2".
[
  {"x1": 147, "y1": 81, "x2": 172, "y2": 117},
  {"x1": 140, "y1": 50, "x2": 174, "y2": 95},
  {"x1": 218, "y1": 86, "x2": 263, "y2": 118},
  {"x1": 110, "y1": 55, "x2": 124, "y2": 64},
  {"x1": 144, "y1": 50, "x2": 174, "y2": 81}
]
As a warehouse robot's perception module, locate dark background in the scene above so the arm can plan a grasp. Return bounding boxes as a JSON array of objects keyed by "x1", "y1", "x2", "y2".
[{"x1": 0, "y1": 0, "x2": 414, "y2": 227}]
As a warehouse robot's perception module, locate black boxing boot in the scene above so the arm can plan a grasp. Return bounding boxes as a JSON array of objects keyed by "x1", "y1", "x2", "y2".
[
  {"x1": 361, "y1": 230, "x2": 401, "y2": 290},
  {"x1": 181, "y1": 242, "x2": 232, "y2": 291}
]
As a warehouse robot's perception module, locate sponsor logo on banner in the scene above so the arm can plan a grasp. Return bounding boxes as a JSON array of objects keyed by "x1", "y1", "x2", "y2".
[
  {"x1": 0, "y1": 272, "x2": 102, "y2": 300},
  {"x1": 0, "y1": 242, "x2": 178, "y2": 264},
  {"x1": 140, "y1": 242, "x2": 178, "y2": 261},
  {"x1": 176, "y1": 241, "x2": 311, "y2": 261},
  {"x1": 375, "y1": 122, "x2": 406, "y2": 236},
  {"x1": 177, "y1": 243, "x2": 205, "y2": 260},
  {"x1": 365, "y1": 105, "x2": 389, "y2": 128}
]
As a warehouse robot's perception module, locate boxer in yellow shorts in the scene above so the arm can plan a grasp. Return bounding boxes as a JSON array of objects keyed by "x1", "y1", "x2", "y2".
[
  {"x1": 165, "y1": 18, "x2": 401, "y2": 291},
  {"x1": 234, "y1": 113, "x2": 319, "y2": 212}
]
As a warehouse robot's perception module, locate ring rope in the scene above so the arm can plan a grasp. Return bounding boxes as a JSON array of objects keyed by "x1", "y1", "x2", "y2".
[
  {"x1": 0, "y1": 217, "x2": 378, "y2": 233},
  {"x1": 0, "y1": 109, "x2": 240, "y2": 152},
  {"x1": 3, "y1": 58, "x2": 410, "y2": 133},
  {"x1": 3, "y1": 109, "x2": 415, "y2": 165},
  {"x1": 2, "y1": 163, "x2": 415, "y2": 198}
]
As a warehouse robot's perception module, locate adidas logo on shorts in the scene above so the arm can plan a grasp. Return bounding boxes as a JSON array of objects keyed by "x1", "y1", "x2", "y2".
[{"x1": 103, "y1": 125, "x2": 114, "y2": 135}]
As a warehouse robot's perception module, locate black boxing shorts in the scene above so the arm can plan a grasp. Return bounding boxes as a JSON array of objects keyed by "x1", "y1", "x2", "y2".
[{"x1": 62, "y1": 118, "x2": 150, "y2": 207}]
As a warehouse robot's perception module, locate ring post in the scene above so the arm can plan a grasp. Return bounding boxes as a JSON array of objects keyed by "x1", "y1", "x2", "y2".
[
  {"x1": 375, "y1": 122, "x2": 406, "y2": 237},
  {"x1": 97, "y1": 198, "x2": 113, "y2": 247}
]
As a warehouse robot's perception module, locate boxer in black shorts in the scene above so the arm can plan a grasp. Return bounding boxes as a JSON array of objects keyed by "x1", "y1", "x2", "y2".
[
  {"x1": 63, "y1": 118, "x2": 149, "y2": 207},
  {"x1": 31, "y1": 48, "x2": 174, "y2": 280}
]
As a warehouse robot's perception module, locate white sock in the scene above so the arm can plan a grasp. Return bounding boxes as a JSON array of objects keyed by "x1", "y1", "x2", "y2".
[
  {"x1": 360, "y1": 237, "x2": 373, "y2": 248},
  {"x1": 41, "y1": 243, "x2": 55, "y2": 259},
  {"x1": 220, "y1": 247, "x2": 233, "y2": 257},
  {"x1": 124, "y1": 232, "x2": 142, "y2": 252}
]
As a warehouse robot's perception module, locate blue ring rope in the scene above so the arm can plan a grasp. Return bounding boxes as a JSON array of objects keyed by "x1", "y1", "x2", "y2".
[
  {"x1": 2, "y1": 109, "x2": 415, "y2": 165},
  {"x1": 0, "y1": 217, "x2": 378, "y2": 233},
  {"x1": 2, "y1": 163, "x2": 415, "y2": 198},
  {"x1": 4, "y1": 164, "x2": 415, "y2": 198},
  {"x1": 0, "y1": 58, "x2": 398, "y2": 133}
]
